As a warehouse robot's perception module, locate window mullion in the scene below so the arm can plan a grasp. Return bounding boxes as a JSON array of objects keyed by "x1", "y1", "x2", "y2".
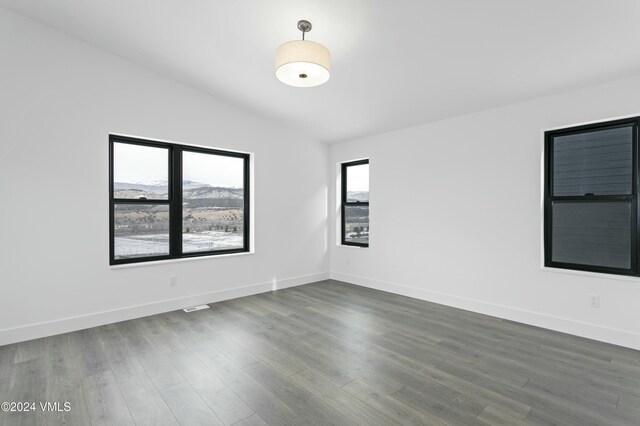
[
  {"x1": 169, "y1": 146, "x2": 182, "y2": 258},
  {"x1": 341, "y1": 162, "x2": 347, "y2": 245},
  {"x1": 112, "y1": 199, "x2": 172, "y2": 205}
]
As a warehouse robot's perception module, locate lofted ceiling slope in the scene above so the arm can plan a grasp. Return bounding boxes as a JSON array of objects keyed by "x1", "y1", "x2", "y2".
[{"x1": 2, "y1": 0, "x2": 640, "y2": 143}]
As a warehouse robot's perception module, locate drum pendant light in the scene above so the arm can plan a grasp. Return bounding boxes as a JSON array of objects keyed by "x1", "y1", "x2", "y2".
[{"x1": 275, "y1": 20, "x2": 331, "y2": 88}]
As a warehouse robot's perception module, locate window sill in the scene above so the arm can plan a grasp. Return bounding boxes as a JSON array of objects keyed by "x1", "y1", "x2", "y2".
[
  {"x1": 110, "y1": 250, "x2": 254, "y2": 270},
  {"x1": 541, "y1": 265, "x2": 640, "y2": 282},
  {"x1": 337, "y1": 244, "x2": 369, "y2": 250}
]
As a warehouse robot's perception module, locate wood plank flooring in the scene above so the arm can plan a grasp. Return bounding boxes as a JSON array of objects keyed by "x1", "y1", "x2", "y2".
[{"x1": 1, "y1": 280, "x2": 639, "y2": 425}]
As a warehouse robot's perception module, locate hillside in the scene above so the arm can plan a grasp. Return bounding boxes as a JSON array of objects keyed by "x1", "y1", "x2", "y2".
[
  {"x1": 347, "y1": 191, "x2": 369, "y2": 202},
  {"x1": 114, "y1": 181, "x2": 243, "y2": 207}
]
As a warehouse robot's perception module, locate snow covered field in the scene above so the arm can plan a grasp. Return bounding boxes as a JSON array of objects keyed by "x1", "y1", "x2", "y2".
[
  {"x1": 182, "y1": 231, "x2": 243, "y2": 253},
  {"x1": 114, "y1": 231, "x2": 243, "y2": 259}
]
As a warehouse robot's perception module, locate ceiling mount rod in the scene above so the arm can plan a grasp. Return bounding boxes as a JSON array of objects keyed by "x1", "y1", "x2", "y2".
[{"x1": 297, "y1": 20, "x2": 312, "y2": 40}]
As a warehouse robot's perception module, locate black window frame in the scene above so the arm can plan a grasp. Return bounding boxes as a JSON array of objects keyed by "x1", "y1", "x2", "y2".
[
  {"x1": 109, "y1": 134, "x2": 250, "y2": 265},
  {"x1": 544, "y1": 117, "x2": 639, "y2": 277},
  {"x1": 341, "y1": 159, "x2": 369, "y2": 248}
]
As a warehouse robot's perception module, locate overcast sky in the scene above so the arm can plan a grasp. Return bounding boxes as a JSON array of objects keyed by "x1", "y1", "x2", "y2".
[
  {"x1": 183, "y1": 151, "x2": 243, "y2": 188},
  {"x1": 113, "y1": 142, "x2": 243, "y2": 188},
  {"x1": 347, "y1": 163, "x2": 369, "y2": 192},
  {"x1": 114, "y1": 143, "x2": 367, "y2": 191}
]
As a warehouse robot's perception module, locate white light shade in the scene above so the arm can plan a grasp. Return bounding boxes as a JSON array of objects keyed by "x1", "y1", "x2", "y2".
[{"x1": 275, "y1": 40, "x2": 331, "y2": 87}]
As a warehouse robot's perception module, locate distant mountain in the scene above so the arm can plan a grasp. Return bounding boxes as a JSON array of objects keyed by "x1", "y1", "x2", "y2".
[
  {"x1": 184, "y1": 186, "x2": 243, "y2": 200},
  {"x1": 114, "y1": 182, "x2": 168, "y2": 194},
  {"x1": 347, "y1": 191, "x2": 369, "y2": 202},
  {"x1": 114, "y1": 180, "x2": 209, "y2": 194},
  {"x1": 113, "y1": 188, "x2": 166, "y2": 199},
  {"x1": 114, "y1": 181, "x2": 243, "y2": 206}
]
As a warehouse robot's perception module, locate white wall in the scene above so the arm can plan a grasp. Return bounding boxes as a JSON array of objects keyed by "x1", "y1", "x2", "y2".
[
  {"x1": 3, "y1": 6, "x2": 640, "y2": 352},
  {"x1": 0, "y1": 8, "x2": 329, "y2": 345},
  {"x1": 330, "y1": 76, "x2": 640, "y2": 350}
]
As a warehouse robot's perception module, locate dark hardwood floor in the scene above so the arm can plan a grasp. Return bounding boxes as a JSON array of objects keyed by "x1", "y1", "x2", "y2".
[{"x1": 1, "y1": 280, "x2": 639, "y2": 425}]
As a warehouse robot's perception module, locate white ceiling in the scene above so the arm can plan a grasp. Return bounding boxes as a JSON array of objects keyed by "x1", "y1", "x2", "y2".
[{"x1": 3, "y1": 0, "x2": 640, "y2": 143}]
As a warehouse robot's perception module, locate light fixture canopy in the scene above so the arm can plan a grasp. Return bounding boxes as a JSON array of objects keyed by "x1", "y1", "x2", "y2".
[{"x1": 275, "y1": 20, "x2": 331, "y2": 88}]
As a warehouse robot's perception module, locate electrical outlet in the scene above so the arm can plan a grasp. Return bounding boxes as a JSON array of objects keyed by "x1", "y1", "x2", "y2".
[
  {"x1": 169, "y1": 276, "x2": 178, "y2": 287},
  {"x1": 590, "y1": 295, "x2": 600, "y2": 308}
]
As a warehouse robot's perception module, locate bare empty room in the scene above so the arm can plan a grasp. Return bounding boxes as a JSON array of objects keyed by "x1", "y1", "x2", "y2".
[{"x1": 1, "y1": 1, "x2": 640, "y2": 425}]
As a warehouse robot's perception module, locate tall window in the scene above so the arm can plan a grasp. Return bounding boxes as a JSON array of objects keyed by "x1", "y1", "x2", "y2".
[
  {"x1": 109, "y1": 135, "x2": 250, "y2": 265},
  {"x1": 544, "y1": 118, "x2": 638, "y2": 276},
  {"x1": 342, "y1": 159, "x2": 369, "y2": 247}
]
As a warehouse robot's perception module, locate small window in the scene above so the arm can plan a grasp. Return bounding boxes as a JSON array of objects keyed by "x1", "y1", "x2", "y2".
[
  {"x1": 110, "y1": 135, "x2": 250, "y2": 265},
  {"x1": 341, "y1": 159, "x2": 369, "y2": 247},
  {"x1": 544, "y1": 118, "x2": 637, "y2": 276}
]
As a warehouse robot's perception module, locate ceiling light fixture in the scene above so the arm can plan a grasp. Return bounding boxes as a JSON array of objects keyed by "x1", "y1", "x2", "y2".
[{"x1": 275, "y1": 20, "x2": 331, "y2": 88}]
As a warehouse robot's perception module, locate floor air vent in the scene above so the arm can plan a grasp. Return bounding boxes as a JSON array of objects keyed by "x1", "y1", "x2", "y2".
[{"x1": 183, "y1": 304, "x2": 210, "y2": 313}]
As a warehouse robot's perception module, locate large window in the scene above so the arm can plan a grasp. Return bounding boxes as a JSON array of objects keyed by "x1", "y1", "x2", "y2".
[
  {"x1": 342, "y1": 159, "x2": 369, "y2": 247},
  {"x1": 110, "y1": 135, "x2": 249, "y2": 265},
  {"x1": 544, "y1": 118, "x2": 638, "y2": 276}
]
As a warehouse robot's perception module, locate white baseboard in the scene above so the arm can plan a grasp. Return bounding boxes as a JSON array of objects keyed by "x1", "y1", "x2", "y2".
[
  {"x1": 330, "y1": 271, "x2": 640, "y2": 351},
  {"x1": 0, "y1": 271, "x2": 329, "y2": 346}
]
